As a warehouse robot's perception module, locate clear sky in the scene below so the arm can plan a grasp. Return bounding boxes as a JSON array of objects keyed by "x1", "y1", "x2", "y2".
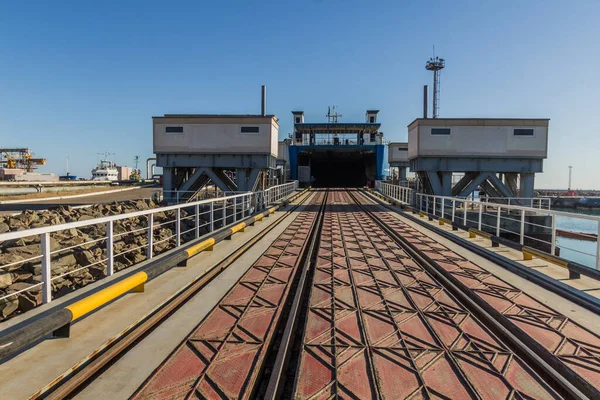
[{"x1": 0, "y1": 1, "x2": 598, "y2": 189}]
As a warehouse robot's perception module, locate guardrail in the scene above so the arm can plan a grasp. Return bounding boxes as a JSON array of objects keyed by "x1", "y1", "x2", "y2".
[
  {"x1": 0, "y1": 181, "x2": 298, "y2": 316},
  {"x1": 481, "y1": 195, "x2": 552, "y2": 210},
  {"x1": 155, "y1": 189, "x2": 247, "y2": 204},
  {"x1": 0, "y1": 185, "x2": 309, "y2": 360},
  {"x1": 415, "y1": 193, "x2": 600, "y2": 271},
  {"x1": 156, "y1": 182, "x2": 298, "y2": 205},
  {"x1": 374, "y1": 181, "x2": 414, "y2": 205}
]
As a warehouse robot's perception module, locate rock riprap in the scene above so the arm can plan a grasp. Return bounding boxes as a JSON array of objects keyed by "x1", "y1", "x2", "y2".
[{"x1": 0, "y1": 200, "x2": 208, "y2": 321}]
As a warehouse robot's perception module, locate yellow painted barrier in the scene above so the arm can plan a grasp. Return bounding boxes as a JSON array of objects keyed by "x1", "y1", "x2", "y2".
[
  {"x1": 186, "y1": 238, "x2": 216, "y2": 258},
  {"x1": 231, "y1": 222, "x2": 246, "y2": 233},
  {"x1": 522, "y1": 246, "x2": 569, "y2": 269},
  {"x1": 67, "y1": 271, "x2": 148, "y2": 321},
  {"x1": 468, "y1": 228, "x2": 491, "y2": 239}
]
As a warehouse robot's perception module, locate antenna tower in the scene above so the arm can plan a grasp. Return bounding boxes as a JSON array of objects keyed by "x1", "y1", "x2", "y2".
[
  {"x1": 326, "y1": 106, "x2": 342, "y2": 123},
  {"x1": 425, "y1": 46, "x2": 445, "y2": 118},
  {"x1": 98, "y1": 151, "x2": 115, "y2": 161},
  {"x1": 134, "y1": 155, "x2": 140, "y2": 170}
]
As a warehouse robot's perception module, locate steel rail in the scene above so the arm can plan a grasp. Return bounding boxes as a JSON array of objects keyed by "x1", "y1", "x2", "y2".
[
  {"x1": 348, "y1": 189, "x2": 588, "y2": 400},
  {"x1": 33, "y1": 190, "x2": 314, "y2": 400},
  {"x1": 263, "y1": 190, "x2": 328, "y2": 399},
  {"x1": 131, "y1": 189, "x2": 328, "y2": 400},
  {"x1": 371, "y1": 189, "x2": 600, "y2": 314}
]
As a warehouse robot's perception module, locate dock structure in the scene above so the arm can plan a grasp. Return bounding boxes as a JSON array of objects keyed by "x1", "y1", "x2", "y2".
[
  {"x1": 153, "y1": 86, "x2": 279, "y2": 202},
  {"x1": 153, "y1": 113, "x2": 278, "y2": 200},
  {"x1": 288, "y1": 109, "x2": 385, "y2": 187},
  {"x1": 408, "y1": 118, "x2": 549, "y2": 198},
  {"x1": 4, "y1": 102, "x2": 600, "y2": 400},
  {"x1": 1, "y1": 187, "x2": 599, "y2": 399},
  {"x1": 388, "y1": 141, "x2": 409, "y2": 183}
]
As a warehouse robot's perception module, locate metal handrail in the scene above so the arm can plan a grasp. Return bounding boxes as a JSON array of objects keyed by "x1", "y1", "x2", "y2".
[
  {"x1": 481, "y1": 195, "x2": 552, "y2": 210},
  {"x1": 417, "y1": 193, "x2": 600, "y2": 222},
  {"x1": 415, "y1": 192, "x2": 600, "y2": 271},
  {"x1": 375, "y1": 181, "x2": 414, "y2": 205},
  {"x1": 0, "y1": 181, "x2": 299, "y2": 308}
]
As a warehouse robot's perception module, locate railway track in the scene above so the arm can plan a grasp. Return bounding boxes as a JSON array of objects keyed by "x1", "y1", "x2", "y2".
[
  {"x1": 34, "y1": 189, "x2": 319, "y2": 399},
  {"x1": 32, "y1": 189, "x2": 600, "y2": 399}
]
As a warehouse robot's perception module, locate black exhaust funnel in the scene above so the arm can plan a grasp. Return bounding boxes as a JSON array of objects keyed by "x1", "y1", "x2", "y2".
[
  {"x1": 423, "y1": 85, "x2": 428, "y2": 119},
  {"x1": 261, "y1": 85, "x2": 266, "y2": 116}
]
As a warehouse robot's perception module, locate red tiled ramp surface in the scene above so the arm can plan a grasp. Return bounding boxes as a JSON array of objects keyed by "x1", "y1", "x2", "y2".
[
  {"x1": 133, "y1": 192, "x2": 324, "y2": 400},
  {"x1": 294, "y1": 191, "x2": 559, "y2": 399},
  {"x1": 372, "y1": 200, "x2": 600, "y2": 397}
]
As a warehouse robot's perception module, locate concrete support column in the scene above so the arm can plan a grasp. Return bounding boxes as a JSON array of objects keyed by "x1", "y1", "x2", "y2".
[
  {"x1": 519, "y1": 173, "x2": 535, "y2": 198},
  {"x1": 399, "y1": 167, "x2": 407, "y2": 182},
  {"x1": 162, "y1": 167, "x2": 176, "y2": 192},
  {"x1": 236, "y1": 168, "x2": 247, "y2": 192},
  {"x1": 441, "y1": 172, "x2": 452, "y2": 197},
  {"x1": 505, "y1": 173, "x2": 519, "y2": 196}
]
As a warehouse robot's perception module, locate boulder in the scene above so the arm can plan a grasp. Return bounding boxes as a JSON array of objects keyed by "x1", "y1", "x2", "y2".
[
  {"x1": 14, "y1": 272, "x2": 32, "y2": 282},
  {"x1": 28, "y1": 253, "x2": 77, "y2": 276},
  {"x1": 74, "y1": 250, "x2": 96, "y2": 266},
  {"x1": 17, "y1": 292, "x2": 40, "y2": 313},
  {"x1": 7, "y1": 217, "x2": 27, "y2": 230},
  {"x1": 0, "y1": 297, "x2": 18, "y2": 319},
  {"x1": 5, "y1": 239, "x2": 59, "y2": 256},
  {"x1": 0, "y1": 253, "x2": 26, "y2": 272},
  {"x1": 0, "y1": 222, "x2": 9, "y2": 233},
  {"x1": 0, "y1": 273, "x2": 14, "y2": 289},
  {"x1": 8, "y1": 281, "x2": 41, "y2": 294}
]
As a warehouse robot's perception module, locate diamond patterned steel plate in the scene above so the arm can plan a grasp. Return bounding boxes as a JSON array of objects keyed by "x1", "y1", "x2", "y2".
[
  {"x1": 294, "y1": 191, "x2": 559, "y2": 399},
  {"x1": 369, "y1": 199, "x2": 600, "y2": 397},
  {"x1": 133, "y1": 192, "x2": 325, "y2": 400}
]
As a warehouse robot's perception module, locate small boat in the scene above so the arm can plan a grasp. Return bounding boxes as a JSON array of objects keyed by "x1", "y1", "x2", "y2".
[
  {"x1": 91, "y1": 151, "x2": 118, "y2": 181},
  {"x1": 59, "y1": 173, "x2": 77, "y2": 181}
]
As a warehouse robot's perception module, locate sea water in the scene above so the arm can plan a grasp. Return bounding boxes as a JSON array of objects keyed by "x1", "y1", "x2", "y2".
[{"x1": 554, "y1": 208, "x2": 600, "y2": 268}]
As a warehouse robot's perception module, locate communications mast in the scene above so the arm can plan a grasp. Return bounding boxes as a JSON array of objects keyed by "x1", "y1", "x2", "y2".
[{"x1": 425, "y1": 51, "x2": 445, "y2": 118}]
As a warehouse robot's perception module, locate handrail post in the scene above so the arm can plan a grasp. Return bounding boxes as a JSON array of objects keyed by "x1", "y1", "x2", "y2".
[
  {"x1": 147, "y1": 214, "x2": 153, "y2": 260},
  {"x1": 478, "y1": 204, "x2": 482, "y2": 230},
  {"x1": 463, "y1": 200, "x2": 468, "y2": 226},
  {"x1": 195, "y1": 204, "x2": 200, "y2": 238},
  {"x1": 596, "y1": 223, "x2": 600, "y2": 270},
  {"x1": 451, "y1": 199, "x2": 456, "y2": 222},
  {"x1": 433, "y1": 197, "x2": 436, "y2": 216},
  {"x1": 551, "y1": 215, "x2": 556, "y2": 256},
  {"x1": 441, "y1": 198, "x2": 445, "y2": 219},
  {"x1": 233, "y1": 197, "x2": 237, "y2": 222},
  {"x1": 496, "y1": 207, "x2": 501, "y2": 237},
  {"x1": 222, "y1": 198, "x2": 227, "y2": 226},
  {"x1": 209, "y1": 202, "x2": 214, "y2": 232},
  {"x1": 107, "y1": 221, "x2": 114, "y2": 276},
  {"x1": 176, "y1": 208, "x2": 181, "y2": 247},
  {"x1": 41, "y1": 232, "x2": 52, "y2": 304},
  {"x1": 520, "y1": 210, "x2": 525, "y2": 245}
]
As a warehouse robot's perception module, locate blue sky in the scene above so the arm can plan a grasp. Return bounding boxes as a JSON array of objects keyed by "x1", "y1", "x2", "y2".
[{"x1": 0, "y1": 1, "x2": 598, "y2": 189}]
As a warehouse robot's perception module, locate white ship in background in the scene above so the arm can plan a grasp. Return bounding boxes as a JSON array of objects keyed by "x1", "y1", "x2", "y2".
[{"x1": 91, "y1": 151, "x2": 118, "y2": 181}]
